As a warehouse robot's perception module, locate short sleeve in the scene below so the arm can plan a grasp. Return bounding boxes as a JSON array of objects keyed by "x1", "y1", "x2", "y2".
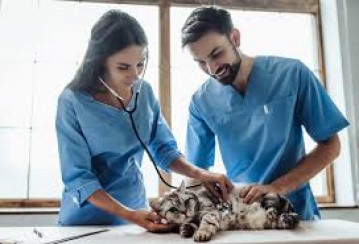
[
  {"x1": 295, "y1": 62, "x2": 349, "y2": 141},
  {"x1": 185, "y1": 99, "x2": 215, "y2": 169}
]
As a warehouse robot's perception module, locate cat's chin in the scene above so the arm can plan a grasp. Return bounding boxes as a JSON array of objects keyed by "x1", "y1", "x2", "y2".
[{"x1": 167, "y1": 216, "x2": 189, "y2": 224}]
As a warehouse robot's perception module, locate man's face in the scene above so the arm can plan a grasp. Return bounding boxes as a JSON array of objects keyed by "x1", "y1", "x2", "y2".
[{"x1": 186, "y1": 31, "x2": 241, "y2": 85}]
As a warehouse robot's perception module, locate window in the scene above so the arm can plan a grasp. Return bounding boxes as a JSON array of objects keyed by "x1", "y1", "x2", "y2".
[
  {"x1": 0, "y1": 0, "x2": 333, "y2": 207},
  {"x1": 0, "y1": 0, "x2": 159, "y2": 206}
]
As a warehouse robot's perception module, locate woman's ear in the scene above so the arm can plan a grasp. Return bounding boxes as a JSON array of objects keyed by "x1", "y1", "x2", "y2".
[{"x1": 229, "y1": 28, "x2": 240, "y2": 47}]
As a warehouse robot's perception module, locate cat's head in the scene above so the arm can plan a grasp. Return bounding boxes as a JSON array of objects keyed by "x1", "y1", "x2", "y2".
[{"x1": 150, "y1": 181, "x2": 199, "y2": 224}]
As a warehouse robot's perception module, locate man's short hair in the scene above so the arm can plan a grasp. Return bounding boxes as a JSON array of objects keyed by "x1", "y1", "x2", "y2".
[{"x1": 181, "y1": 6, "x2": 233, "y2": 47}]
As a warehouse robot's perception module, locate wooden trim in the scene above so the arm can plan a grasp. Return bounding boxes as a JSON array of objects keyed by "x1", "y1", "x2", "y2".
[
  {"x1": 0, "y1": 199, "x2": 60, "y2": 208},
  {"x1": 316, "y1": 165, "x2": 335, "y2": 203},
  {"x1": 315, "y1": 5, "x2": 327, "y2": 88},
  {"x1": 314, "y1": 4, "x2": 335, "y2": 204},
  {"x1": 324, "y1": 164, "x2": 336, "y2": 203},
  {"x1": 60, "y1": 0, "x2": 161, "y2": 4},
  {"x1": 169, "y1": 0, "x2": 319, "y2": 13},
  {"x1": 60, "y1": 0, "x2": 319, "y2": 13},
  {"x1": 158, "y1": 0, "x2": 172, "y2": 196}
]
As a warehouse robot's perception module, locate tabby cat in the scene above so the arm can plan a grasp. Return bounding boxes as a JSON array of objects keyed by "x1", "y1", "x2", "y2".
[{"x1": 150, "y1": 181, "x2": 299, "y2": 242}]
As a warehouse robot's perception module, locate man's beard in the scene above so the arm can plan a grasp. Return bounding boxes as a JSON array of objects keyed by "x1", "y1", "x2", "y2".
[{"x1": 211, "y1": 50, "x2": 241, "y2": 86}]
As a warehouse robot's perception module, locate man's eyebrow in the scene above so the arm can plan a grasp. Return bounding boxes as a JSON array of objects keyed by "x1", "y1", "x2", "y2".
[
  {"x1": 194, "y1": 46, "x2": 221, "y2": 63},
  {"x1": 207, "y1": 46, "x2": 221, "y2": 58}
]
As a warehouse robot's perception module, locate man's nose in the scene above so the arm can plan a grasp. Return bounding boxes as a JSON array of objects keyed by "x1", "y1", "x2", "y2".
[{"x1": 206, "y1": 61, "x2": 219, "y2": 76}]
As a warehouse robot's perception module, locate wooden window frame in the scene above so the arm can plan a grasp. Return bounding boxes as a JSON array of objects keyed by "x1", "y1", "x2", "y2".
[{"x1": 1, "y1": 0, "x2": 332, "y2": 209}]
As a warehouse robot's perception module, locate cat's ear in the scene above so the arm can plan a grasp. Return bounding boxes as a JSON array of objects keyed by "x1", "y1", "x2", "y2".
[
  {"x1": 179, "y1": 180, "x2": 186, "y2": 192},
  {"x1": 149, "y1": 198, "x2": 162, "y2": 212}
]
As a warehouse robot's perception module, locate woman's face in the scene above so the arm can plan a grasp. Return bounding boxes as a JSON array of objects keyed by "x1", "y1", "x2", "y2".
[{"x1": 103, "y1": 44, "x2": 147, "y2": 91}]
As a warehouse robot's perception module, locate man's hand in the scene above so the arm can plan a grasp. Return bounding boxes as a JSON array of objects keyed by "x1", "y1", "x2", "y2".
[
  {"x1": 199, "y1": 171, "x2": 234, "y2": 203},
  {"x1": 239, "y1": 184, "x2": 283, "y2": 204},
  {"x1": 126, "y1": 210, "x2": 178, "y2": 233}
]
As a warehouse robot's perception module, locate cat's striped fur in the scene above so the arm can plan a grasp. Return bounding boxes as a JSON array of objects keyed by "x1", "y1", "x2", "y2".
[{"x1": 150, "y1": 182, "x2": 299, "y2": 242}]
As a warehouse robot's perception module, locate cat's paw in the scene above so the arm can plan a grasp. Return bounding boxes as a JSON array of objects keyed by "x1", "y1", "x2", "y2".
[
  {"x1": 265, "y1": 207, "x2": 278, "y2": 229},
  {"x1": 266, "y1": 207, "x2": 278, "y2": 220},
  {"x1": 278, "y1": 213, "x2": 299, "y2": 229},
  {"x1": 180, "y1": 223, "x2": 197, "y2": 238},
  {"x1": 194, "y1": 230, "x2": 213, "y2": 242}
]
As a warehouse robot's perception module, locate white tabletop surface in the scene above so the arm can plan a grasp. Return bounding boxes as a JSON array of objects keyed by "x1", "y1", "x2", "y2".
[{"x1": 1, "y1": 219, "x2": 359, "y2": 244}]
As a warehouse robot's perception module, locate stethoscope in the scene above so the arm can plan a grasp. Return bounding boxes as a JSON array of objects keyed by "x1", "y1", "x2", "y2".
[{"x1": 98, "y1": 77, "x2": 201, "y2": 189}]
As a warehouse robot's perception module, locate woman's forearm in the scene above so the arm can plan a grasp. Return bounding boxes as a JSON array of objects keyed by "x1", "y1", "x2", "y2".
[
  {"x1": 168, "y1": 156, "x2": 205, "y2": 179},
  {"x1": 87, "y1": 189, "x2": 176, "y2": 232},
  {"x1": 87, "y1": 189, "x2": 133, "y2": 220}
]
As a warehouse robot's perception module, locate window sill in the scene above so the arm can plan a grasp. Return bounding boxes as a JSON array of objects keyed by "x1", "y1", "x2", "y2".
[
  {"x1": 319, "y1": 203, "x2": 358, "y2": 209},
  {"x1": 0, "y1": 208, "x2": 59, "y2": 214}
]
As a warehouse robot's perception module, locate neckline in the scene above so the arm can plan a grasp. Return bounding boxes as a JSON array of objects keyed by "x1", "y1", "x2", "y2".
[
  {"x1": 229, "y1": 56, "x2": 260, "y2": 101},
  {"x1": 84, "y1": 90, "x2": 137, "y2": 113}
]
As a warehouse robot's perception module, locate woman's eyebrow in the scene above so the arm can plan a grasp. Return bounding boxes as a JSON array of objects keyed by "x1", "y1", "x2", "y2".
[{"x1": 116, "y1": 59, "x2": 146, "y2": 66}]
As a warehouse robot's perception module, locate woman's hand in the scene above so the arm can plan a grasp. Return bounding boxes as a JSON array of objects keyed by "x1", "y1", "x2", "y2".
[
  {"x1": 167, "y1": 157, "x2": 233, "y2": 203},
  {"x1": 125, "y1": 209, "x2": 178, "y2": 233},
  {"x1": 198, "y1": 170, "x2": 234, "y2": 203}
]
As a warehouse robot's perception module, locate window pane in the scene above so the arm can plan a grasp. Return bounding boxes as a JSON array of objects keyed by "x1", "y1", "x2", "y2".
[
  {"x1": 234, "y1": 10, "x2": 318, "y2": 70},
  {"x1": 142, "y1": 154, "x2": 159, "y2": 198},
  {"x1": 31, "y1": 61, "x2": 77, "y2": 128},
  {"x1": 36, "y1": 0, "x2": 82, "y2": 63},
  {"x1": 0, "y1": 0, "x2": 37, "y2": 62},
  {"x1": 0, "y1": 61, "x2": 33, "y2": 127},
  {"x1": 170, "y1": 7, "x2": 324, "y2": 196},
  {"x1": 29, "y1": 128, "x2": 62, "y2": 198},
  {"x1": 0, "y1": 128, "x2": 30, "y2": 199},
  {"x1": 0, "y1": 1, "x2": 160, "y2": 202},
  {"x1": 304, "y1": 130, "x2": 327, "y2": 196}
]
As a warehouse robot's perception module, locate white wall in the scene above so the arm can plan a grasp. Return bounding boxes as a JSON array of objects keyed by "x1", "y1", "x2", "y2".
[
  {"x1": 320, "y1": 0, "x2": 359, "y2": 206},
  {"x1": 335, "y1": 0, "x2": 359, "y2": 205}
]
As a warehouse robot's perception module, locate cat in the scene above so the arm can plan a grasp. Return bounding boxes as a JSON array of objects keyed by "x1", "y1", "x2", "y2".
[{"x1": 150, "y1": 181, "x2": 299, "y2": 242}]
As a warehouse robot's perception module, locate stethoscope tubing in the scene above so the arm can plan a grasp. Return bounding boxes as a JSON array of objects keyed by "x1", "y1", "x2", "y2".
[
  {"x1": 115, "y1": 91, "x2": 175, "y2": 188},
  {"x1": 103, "y1": 82, "x2": 201, "y2": 189}
]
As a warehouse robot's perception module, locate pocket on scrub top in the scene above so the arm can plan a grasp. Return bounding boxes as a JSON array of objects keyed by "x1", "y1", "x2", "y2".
[{"x1": 261, "y1": 95, "x2": 296, "y2": 141}]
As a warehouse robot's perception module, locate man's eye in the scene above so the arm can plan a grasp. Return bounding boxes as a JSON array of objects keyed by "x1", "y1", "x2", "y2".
[
  {"x1": 137, "y1": 62, "x2": 145, "y2": 67},
  {"x1": 197, "y1": 60, "x2": 206, "y2": 66},
  {"x1": 117, "y1": 66, "x2": 129, "y2": 71},
  {"x1": 211, "y1": 52, "x2": 221, "y2": 59}
]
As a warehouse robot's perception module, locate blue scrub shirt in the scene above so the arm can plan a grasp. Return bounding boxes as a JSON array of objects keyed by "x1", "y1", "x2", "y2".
[
  {"x1": 185, "y1": 56, "x2": 349, "y2": 220},
  {"x1": 56, "y1": 81, "x2": 181, "y2": 225}
]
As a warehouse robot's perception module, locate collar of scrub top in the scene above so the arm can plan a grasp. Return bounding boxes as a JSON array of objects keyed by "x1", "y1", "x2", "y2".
[{"x1": 98, "y1": 76, "x2": 142, "y2": 114}]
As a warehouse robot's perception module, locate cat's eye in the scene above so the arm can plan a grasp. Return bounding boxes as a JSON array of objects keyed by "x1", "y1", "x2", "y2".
[{"x1": 169, "y1": 207, "x2": 178, "y2": 213}]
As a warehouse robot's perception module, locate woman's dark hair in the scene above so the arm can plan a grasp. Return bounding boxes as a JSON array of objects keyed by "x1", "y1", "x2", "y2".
[
  {"x1": 67, "y1": 9, "x2": 148, "y2": 93},
  {"x1": 181, "y1": 6, "x2": 233, "y2": 48}
]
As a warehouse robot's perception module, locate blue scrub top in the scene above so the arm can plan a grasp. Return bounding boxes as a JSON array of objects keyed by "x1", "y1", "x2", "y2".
[
  {"x1": 56, "y1": 81, "x2": 181, "y2": 225},
  {"x1": 185, "y1": 56, "x2": 349, "y2": 220}
]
